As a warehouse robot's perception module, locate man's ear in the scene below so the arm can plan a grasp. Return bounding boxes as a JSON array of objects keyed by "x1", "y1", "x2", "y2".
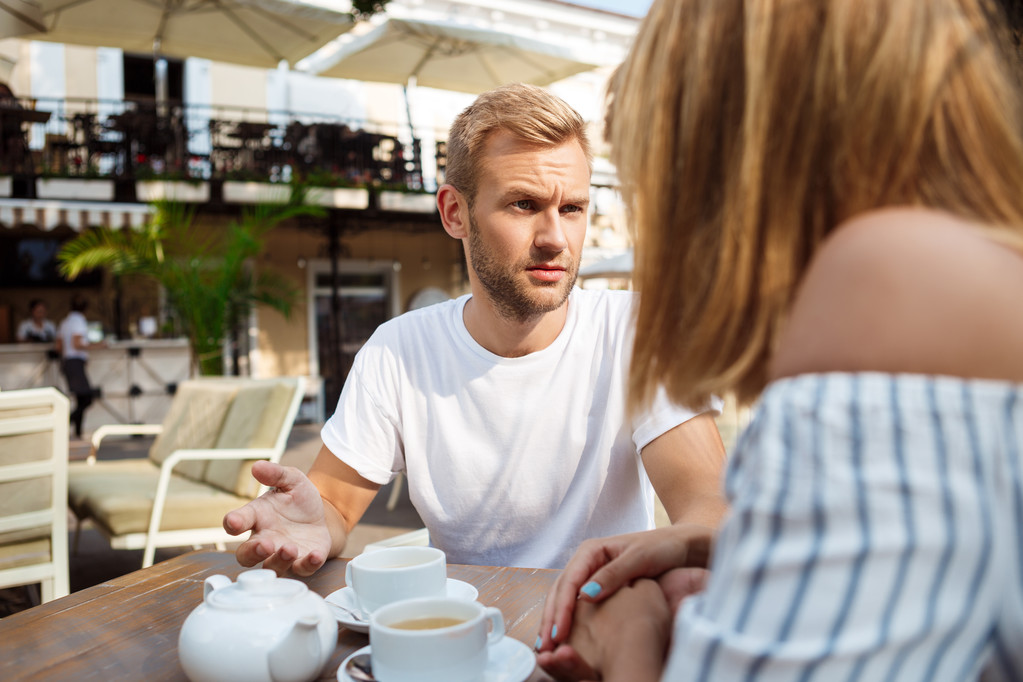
[{"x1": 438, "y1": 184, "x2": 469, "y2": 239}]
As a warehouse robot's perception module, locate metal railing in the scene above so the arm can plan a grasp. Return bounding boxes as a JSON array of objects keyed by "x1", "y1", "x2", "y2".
[{"x1": 2, "y1": 96, "x2": 447, "y2": 195}]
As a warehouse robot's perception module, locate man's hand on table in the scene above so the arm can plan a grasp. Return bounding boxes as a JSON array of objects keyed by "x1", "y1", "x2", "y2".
[
  {"x1": 537, "y1": 578, "x2": 674, "y2": 682},
  {"x1": 223, "y1": 460, "x2": 334, "y2": 576}
]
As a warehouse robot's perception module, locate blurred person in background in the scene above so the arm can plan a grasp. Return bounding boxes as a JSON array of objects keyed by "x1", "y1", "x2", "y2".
[
  {"x1": 16, "y1": 299, "x2": 56, "y2": 343},
  {"x1": 57, "y1": 295, "x2": 103, "y2": 439}
]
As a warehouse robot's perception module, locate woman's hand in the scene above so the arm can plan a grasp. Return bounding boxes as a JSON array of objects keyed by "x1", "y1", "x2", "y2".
[{"x1": 536, "y1": 524, "x2": 714, "y2": 652}]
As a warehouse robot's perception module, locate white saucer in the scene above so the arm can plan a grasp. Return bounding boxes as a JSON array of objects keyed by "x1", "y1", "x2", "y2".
[
  {"x1": 325, "y1": 579, "x2": 479, "y2": 634},
  {"x1": 337, "y1": 638, "x2": 535, "y2": 682}
]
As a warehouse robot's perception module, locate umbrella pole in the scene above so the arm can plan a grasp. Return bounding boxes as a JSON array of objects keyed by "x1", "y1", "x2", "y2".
[
  {"x1": 153, "y1": 39, "x2": 168, "y2": 115},
  {"x1": 402, "y1": 82, "x2": 420, "y2": 189},
  {"x1": 402, "y1": 84, "x2": 415, "y2": 141}
]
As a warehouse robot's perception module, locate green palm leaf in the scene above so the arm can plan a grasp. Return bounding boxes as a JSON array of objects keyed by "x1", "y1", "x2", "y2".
[{"x1": 57, "y1": 191, "x2": 321, "y2": 375}]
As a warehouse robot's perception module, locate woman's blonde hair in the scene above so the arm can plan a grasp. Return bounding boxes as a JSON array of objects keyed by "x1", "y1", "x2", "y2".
[{"x1": 611, "y1": 0, "x2": 1023, "y2": 412}]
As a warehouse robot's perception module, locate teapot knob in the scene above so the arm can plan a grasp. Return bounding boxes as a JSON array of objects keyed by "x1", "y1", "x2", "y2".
[
  {"x1": 203, "y1": 574, "x2": 232, "y2": 600},
  {"x1": 267, "y1": 615, "x2": 323, "y2": 682}
]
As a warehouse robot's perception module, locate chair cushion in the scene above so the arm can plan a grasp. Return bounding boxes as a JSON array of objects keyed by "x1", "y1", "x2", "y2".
[
  {"x1": 147, "y1": 381, "x2": 239, "y2": 481},
  {"x1": 205, "y1": 380, "x2": 296, "y2": 497},
  {"x1": 0, "y1": 475, "x2": 51, "y2": 526},
  {"x1": 0, "y1": 403, "x2": 57, "y2": 538},
  {"x1": 68, "y1": 459, "x2": 249, "y2": 536},
  {"x1": 0, "y1": 537, "x2": 50, "y2": 572},
  {"x1": 0, "y1": 405, "x2": 54, "y2": 466}
]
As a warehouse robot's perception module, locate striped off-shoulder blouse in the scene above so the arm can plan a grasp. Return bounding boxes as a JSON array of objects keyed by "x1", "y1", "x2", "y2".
[{"x1": 664, "y1": 372, "x2": 1023, "y2": 682}]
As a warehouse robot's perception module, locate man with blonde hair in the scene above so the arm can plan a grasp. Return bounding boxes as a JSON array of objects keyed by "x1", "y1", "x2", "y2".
[{"x1": 224, "y1": 83, "x2": 728, "y2": 573}]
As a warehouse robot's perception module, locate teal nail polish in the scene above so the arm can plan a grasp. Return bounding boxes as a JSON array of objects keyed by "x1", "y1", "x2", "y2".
[
  {"x1": 534, "y1": 636, "x2": 542, "y2": 650},
  {"x1": 581, "y1": 581, "x2": 602, "y2": 598},
  {"x1": 551, "y1": 624, "x2": 558, "y2": 639}
]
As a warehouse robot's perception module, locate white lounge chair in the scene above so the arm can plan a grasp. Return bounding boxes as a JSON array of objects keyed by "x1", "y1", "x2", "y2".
[{"x1": 68, "y1": 376, "x2": 304, "y2": 568}]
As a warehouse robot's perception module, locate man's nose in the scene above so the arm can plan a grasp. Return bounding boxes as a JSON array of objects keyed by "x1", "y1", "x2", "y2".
[{"x1": 534, "y1": 209, "x2": 569, "y2": 252}]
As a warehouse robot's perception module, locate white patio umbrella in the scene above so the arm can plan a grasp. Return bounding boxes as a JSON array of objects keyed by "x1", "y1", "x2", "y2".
[
  {"x1": 0, "y1": 0, "x2": 45, "y2": 39},
  {"x1": 28, "y1": 0, "x2": 355, "y2": 68},
  {"x1": 579, "y1": 249, "x2": 633, "y2": 279},
  {"x1": 304, "y1": 15, "x2": 623, "y2": 159},
  {"x1": 308, "y1": 15, "x2": 621, "y2": 93}
]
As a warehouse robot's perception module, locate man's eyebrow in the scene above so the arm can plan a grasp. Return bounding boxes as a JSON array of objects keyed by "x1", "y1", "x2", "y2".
[
  {"x1": 497, "y1": 188, "x2": 591, "y2": 204},
  {"x1": 498, "y1": 186, "x2": 542, "y2": 201}
]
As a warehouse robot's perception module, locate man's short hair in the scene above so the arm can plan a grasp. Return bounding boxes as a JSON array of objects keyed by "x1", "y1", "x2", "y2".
[{"x1": 445, "y1": 83, "x2": 592, "y2": 204}]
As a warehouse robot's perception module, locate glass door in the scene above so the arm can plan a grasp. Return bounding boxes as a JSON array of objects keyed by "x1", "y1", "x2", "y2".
[{"x1": 308, "y1": 260, "x2": 399, "y2": 420}]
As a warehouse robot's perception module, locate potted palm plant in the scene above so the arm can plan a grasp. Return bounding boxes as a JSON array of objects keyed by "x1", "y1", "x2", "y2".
[{"x1": 57, "y1": 193, "x2": 323, "y2": 375}]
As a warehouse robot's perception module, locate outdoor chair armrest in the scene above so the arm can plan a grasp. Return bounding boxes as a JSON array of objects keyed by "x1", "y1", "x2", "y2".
[
  {"x1": 87, "y1": 424, "x2": 164, "y2": 464},
  {"x1": 143, "y1": 447, "x2": 278, "y2": 567},
  {"x1": 161, "y1": 448, "x2": 277, "y2": 465},
  {"x1": 161, "y1": 447, "x2": 279, "y2": 494}
]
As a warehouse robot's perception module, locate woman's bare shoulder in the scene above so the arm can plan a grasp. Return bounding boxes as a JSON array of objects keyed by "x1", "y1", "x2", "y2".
[{"x1": 769, "y1": 208, "x2": 1023, "y2": 382}]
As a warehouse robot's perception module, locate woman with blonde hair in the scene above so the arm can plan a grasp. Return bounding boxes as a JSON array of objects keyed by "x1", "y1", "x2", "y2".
[{"x1": 536, "y1": 0, "x2": 1023, "y2": 679}]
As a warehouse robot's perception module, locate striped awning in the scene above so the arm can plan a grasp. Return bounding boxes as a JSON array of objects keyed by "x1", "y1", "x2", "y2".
[{"x1": 0, "y1": 198, "x2": 152, "y2": 231}]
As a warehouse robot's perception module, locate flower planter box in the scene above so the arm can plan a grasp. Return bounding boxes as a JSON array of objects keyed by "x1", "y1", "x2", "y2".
[
  {"x1": 378, "y1": 191, "x2": 436, "y2": 213},
  {"x1": 306, "y1": 186, "x2": 369, "y2": 210},
  {"x1": 222, "y1": 181, "x2": 291, "y2": 205},
  {"x1": 223, "y1": 182, "x2": 370, "y2": 209},
  {"x1": 136, "y1": 180, "x2": 210, "y2": 203},
  {"x1": 36, "y1": 178, "x2": 115, "y2": 201}
]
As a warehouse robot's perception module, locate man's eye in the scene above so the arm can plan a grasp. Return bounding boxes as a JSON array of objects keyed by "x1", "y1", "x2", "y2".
[
  {"x1": 514, "y1": 200, "x2": 533, "y2": 210},
  {"x1": 562, "y1": 205, "x2": 583, "y2": 214}
]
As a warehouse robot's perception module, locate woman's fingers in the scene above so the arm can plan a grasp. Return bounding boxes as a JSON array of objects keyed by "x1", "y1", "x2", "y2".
[
  {"x1": 579, "y1": 525, "x2": 714, "y2": 600},
  {"x1": 537, "y1": 525, "x2": 718, "y2": 652},
  {"x1": 538, "y1": 537, "x2": 625, "y2": 650}
]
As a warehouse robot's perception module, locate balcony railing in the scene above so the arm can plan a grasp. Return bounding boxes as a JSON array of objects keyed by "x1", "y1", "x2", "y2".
[{"x1": 0, "y1": 96, "x2": 446, "y2": 202}]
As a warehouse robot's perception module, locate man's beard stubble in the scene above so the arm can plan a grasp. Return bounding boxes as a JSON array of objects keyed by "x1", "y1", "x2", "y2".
[{"x1": 467, "y1": 210, "x2": 578, "y2": 323}]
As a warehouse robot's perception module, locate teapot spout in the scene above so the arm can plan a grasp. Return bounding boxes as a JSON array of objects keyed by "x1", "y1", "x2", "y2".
[{"x1": 268, "y1": 615, "x2": 323, "y2": 682}]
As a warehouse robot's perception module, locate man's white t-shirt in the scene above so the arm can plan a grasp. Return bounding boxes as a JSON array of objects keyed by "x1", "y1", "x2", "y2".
[
  {"x1": 59, "y1": 311, "x2": 89, "y2": 360},
  {"x1": 321, "y1": 289, "x2": 714, "y2": 568}
]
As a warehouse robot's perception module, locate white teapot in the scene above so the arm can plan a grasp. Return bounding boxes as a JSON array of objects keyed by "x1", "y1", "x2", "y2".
[{"x1": 178, "y1": 568, "x2": 338, "y2": 682}]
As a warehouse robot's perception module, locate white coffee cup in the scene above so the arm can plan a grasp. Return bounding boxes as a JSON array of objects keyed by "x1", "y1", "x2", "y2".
[
  {"x1": 369, "y1": 597, "x2": 505, "y2": 682},
  {"x1": 344, "y1": 546, "x2": 447, "y2": 615}
]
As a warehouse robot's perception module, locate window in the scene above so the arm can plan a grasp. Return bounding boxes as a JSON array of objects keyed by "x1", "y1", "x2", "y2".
[
  {"x1": 0, "y1": 235, "x2": 102, "y2": 288},
  {"x1": 123, "y1": 53, "x2": 184, "y2": 103}
]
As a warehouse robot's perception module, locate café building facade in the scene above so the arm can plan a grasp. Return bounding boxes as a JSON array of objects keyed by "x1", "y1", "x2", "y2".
[{"x1": 0, "y1": 0, "x2": 638, "y2": 432}]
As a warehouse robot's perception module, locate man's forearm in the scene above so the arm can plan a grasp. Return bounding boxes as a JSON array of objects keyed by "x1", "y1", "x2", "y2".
[
  {"x1": 671, "y1": 491, "x2": 729, "y2": 529},
  {"x1": 306, "y1": 444, "x2": 380, "y2": 558}
]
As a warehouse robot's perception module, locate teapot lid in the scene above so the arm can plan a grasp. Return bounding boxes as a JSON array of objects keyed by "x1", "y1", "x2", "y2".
[{"x1": 208, "y1": 569, "x2": 307, "y2": 610}]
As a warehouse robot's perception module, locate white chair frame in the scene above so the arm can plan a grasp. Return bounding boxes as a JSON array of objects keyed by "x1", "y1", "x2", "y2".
[
  {"x1": 73, "y1": 377, "x2": 305, "y2": 568},
  {"x1": 0, "y1": 387, "x2": 70, "y2": 603}
]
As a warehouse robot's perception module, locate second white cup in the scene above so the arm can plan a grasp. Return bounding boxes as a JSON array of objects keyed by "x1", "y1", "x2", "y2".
[
  {"x1": 369, "y1": 597, "x2": 505, "y2": 682},
  {"x1": 344, "y1": 546, "x2": 447, "y2": 615}
]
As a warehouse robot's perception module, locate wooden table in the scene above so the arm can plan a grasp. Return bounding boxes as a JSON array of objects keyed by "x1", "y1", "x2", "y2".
[{"x1": 0, "y1": 550, "x2": 558, "y2": 681}]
